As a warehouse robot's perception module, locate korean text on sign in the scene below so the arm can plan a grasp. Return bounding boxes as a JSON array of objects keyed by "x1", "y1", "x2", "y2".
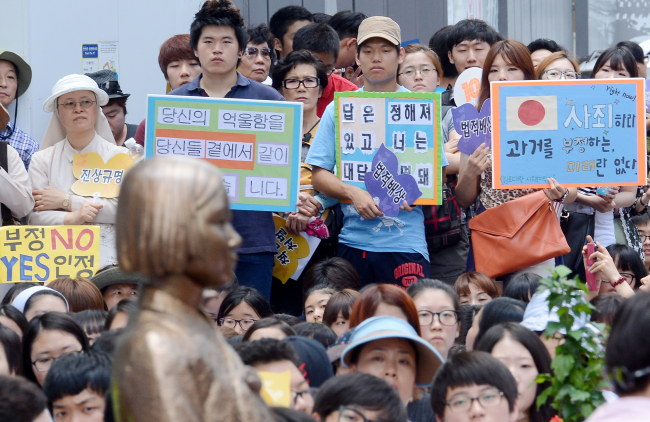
[
  {"x1": 491, "y1": 79, "x2": 646, "y2": 189},
  {"x1": 147, "y1": 95, "x2": 302, "y2": 212},
  {"x1": 0, "y1": 226, "x2": 100, "y2": 283}
]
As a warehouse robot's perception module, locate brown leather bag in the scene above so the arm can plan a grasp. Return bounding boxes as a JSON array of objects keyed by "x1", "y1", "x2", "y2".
[{"x1": 469, "y1": 191, "x2": 570, "y2": 278}]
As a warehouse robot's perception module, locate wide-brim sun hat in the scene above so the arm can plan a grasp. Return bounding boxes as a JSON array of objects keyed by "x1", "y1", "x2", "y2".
[
  {"x1": 0, "y1": 49, "x2": 32, "y2": 98},
  {"x1": 91, "y1": 266, "x2": 147, "y2": 292},
  {"x1": 340, "y1": 316, "x2": 444, "y2": 387},
  {"x1": 43, "y1": 74, "x2": 109, "y2": 113}
]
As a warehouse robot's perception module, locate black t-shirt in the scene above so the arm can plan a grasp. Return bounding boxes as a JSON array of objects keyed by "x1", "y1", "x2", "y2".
[{"x1": 407, "y1": 390, "x2": 436, "y2": 422}]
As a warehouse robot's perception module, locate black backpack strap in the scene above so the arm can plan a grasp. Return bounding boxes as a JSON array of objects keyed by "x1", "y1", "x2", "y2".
[{"x1": 0, "y1": 142, "x2": 12, "y2": 222}]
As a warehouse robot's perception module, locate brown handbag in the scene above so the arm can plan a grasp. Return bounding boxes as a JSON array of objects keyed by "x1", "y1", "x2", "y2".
[{"x1": 469, "y1": 190, "x2": 570, "y2": 278}]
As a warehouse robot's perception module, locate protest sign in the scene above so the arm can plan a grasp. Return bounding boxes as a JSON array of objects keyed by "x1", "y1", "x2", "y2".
[
  {"x1": 453, "y1": 67, "x2": 482, "y2": 107},
  {"x1": 0, "y1": 226, "x2": 100, "y2": 283},
  {"x1": 145, "y1": 95, "x2": 303, "y2": 212},
  {"x1": 491, "y1": 79, "x2": 646, "y2": 189},
  {"x1": 453, "y1": 99, "x2": 492, "y2": 155},
  {"x1": 258, "y1": 371, "x2": 291, "y2": 408},
  {"x1": 334, "y1": 91, "x2": 443, "y2": 206},
  {"x1": 71, "y1": 152, "x2": 134, "y2": 198},
  {"x1": 272, "y1": 215, "x2": 320, "y2": 284}
]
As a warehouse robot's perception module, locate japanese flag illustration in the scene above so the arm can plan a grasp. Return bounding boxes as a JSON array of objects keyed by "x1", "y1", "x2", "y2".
[{"x1": 506, "y1": 96, "x2": 557, "y2": 131}]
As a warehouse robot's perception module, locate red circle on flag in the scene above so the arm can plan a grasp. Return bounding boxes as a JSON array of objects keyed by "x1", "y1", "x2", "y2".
[{"x1": 518, "y1": 100, "x2": 545, "y2": 126}]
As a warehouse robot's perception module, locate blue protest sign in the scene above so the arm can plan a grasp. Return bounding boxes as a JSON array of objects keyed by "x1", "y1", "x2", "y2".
[{"x1": 453, "y1": 99, "x2": 492, "y2": 155}]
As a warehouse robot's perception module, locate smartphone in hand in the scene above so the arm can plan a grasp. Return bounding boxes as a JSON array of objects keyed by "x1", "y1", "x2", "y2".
[{"x1": 585, "y1": 242, "x2": 598, "y2": 291}]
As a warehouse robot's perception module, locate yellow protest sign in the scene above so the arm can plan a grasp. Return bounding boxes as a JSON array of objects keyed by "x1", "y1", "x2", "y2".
[
  {"x1": 258, "y1": 371, "x2": 291, "y2": 408},
  {"x1": 71, "y1": 152, "x2": 134, "y2": 198},
  {"x1": 272, "y1": 215, "x2": 311, "y2": 284},
  {"x1": 0, "y1": 226, "x2": 100, "y2": 282}
]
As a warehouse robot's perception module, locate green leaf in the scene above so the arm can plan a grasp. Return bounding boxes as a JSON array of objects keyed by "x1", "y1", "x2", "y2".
[
  {"x1": 568, "y1": 330, "x2": 583, "y2": 341},
  {"x1": 580, "y1": 403, "x2": 595, "y2": 418},
  {"x1": 555, "y1": 265, "x2": 572, "y2": 277},
  {"x1": 569, "y1": 389, "x2": 590, "y2": 402},
  {"x1": 552, "y1": 354, "x2": 574, "y2": 382}
]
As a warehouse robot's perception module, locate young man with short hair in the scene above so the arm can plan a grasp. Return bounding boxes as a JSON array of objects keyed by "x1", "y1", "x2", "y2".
[
  {"x1": 527, "y1": 38, "x2": 565, "y2": 67},
  {"x1": 446, "y1": 19, "x2": 502, "y2": 77},
  {"x1": 328, "y1": 11, "x2": 368, "y2": 71},
  {"x1": 235, "y1": 338, "x2": 314, "y2": 414},
  {"x1": 269, "y1": 5, "x2": 313, "y2": 59},
  {"x1": 292, "y1": 22, "x2": 358, "y2": 117},
  {"x1": 305, "y1": 16, "x2": 448, "y2": 288},
  {"x1": 43, "y1": 352, "x2": 112, "y2": 422},
  {"x1": 430, "y1": 351, "x2": 519, "y2": 422},
  {"x1": 171, "y1": 0, "x2": 285, "y2": 302}
]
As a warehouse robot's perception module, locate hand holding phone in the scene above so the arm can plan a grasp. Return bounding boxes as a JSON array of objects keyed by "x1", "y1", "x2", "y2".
[{"x1": 585, "y1": 242, "x2": 598, "y2": 291}]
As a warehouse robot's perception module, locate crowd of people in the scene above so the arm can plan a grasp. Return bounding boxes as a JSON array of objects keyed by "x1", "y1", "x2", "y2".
[{"x1": 2, "y1": 0, "x2": 650, "y2": 421}]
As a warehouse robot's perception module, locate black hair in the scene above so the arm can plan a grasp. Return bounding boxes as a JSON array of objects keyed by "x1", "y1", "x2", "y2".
[
  {"x1": 527, "y1": 38, "x2": 565, "y2": 54},
  {"x1": 407, "y1": 278, "x2": 461, "y2": 312},
  {"x1": 242, "y1": 317, "x2": 297, "y2": 342},
  {"x1": 430, "y1": 351, "x2": 517, "y2": 418},
  {"x1": 502, "y1": 273, "x2": 541, "y2": 303},
  {"x1": 43, "y1": 351, "x2": 111, "y2": 403},
  {"x1": 0, "y1": 304, "x2": 28, "y2": 335},
  {"x1": 631, "y1": 209, "x2": 650, "y2": 227},
  {"x1": 104, "y1": 298, "x2": 138, "y2": 331},
  {"x1": 234, "y1": 337, "x2": 301, "y2": 368},
  {"x1": 313, "y1": 373, "x2": 407, "y2": 421},
  {"x1": 429, "y1": 25, "x2": 459, "y2": 79},
  {"x1": 272, "y1": 406, "x2": 319, "y2": 422},
  {"x1": 302, "y1": 257, "x2": 361, "y2": 297},
  {"x1": 474, "y1": 323, "x2": 556, "y2": 422},
  {"x1": 271, "y1": 50, "x2": 329, "y2": 92},
  {"x1": 247, "y1": 23, "x2": 276, "y2": 61},
  {"x1": 0, "y1": 326, "x2": 21, "y2": 375},
  {"x1": 617, "y1": 41, "x2": 645, "y2": 64},
  {"x1": 24, "y1": 290, "x2": 68, "y2": 315},
  {"x1": 457, "y1": 304, "x2": 481, "y2": 346},
  {"x1": 592, "y1": 46, "x2": 639, "y2": 77},
  {"x1": 474, "y1": 298, "x2": 526, "y2": 347},
  {"x1": 73, "y1": 309, "x2": 107, "y2": 340},
  {"x1": 303, "y1": 283, "x2": 336, "y2": 310},
  {"x1": 606, "y1": 293, "x2": 650, "y2": 394},
  {"x1": 312, "y1": 13, "x2": 331, "y2": 24},
  {"x1": 292, "y1": 322, "x2": 337, "y2": 349},
  {"x1": 228, "y1": 334, "x2": 244, "y2": 345},
  {"x1": 0, "y1": 375, "x2": 48, "y2": 422},
  {"x1": 90, "y1": 328, "x2": 124, "y2": 356},
  {"x1": 446, "y1": 19, "x2": 503, "y2": 51},
  {"x1": 274, "y1": 313, "x2": 302, "y2": 326},
  {"x1": 328, "y1": 11, "x2": 368, "y2": 40},
  {"x1": 590, "y1": 294, "x2": 626, "y2": 326},
  {"x1": 217, "y1": 286, "x2": 274, "y2": 323},
  {"x1": 356, "y1": 39, "x2": 400, "y2": 56},
  {"x1": 292, "y1": 23, "x2": 340, "y2": 62},
  {"x1": 1, "y1": 283, "x2": 40, "y2": 306},
  {"x1": 105, "y1": 97, "x2": 128, "y2": 115},
  {"x1": 269, "y1": 5, "x2": 313, "y2": 46},
  {"x1": 189, "y1": 0, "x2": 247, "y2": 53},
  {"x1": 22, "y1": 312, "x2": 89, "y2": 385},
  {"x1": 607, "y1": 244, "x2": 648, "y2": 288}
]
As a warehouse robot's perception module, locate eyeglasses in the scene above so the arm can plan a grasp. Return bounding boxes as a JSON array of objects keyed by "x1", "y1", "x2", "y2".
[
  {"x1": 639, "y1": 234, "x2": 650, "y2": 242},
  {"x1": 418, "y1": 310, "x2": 459, "y2": 326},
  {"x1": 282, "y1": 77, "x2": 320, "y2": 89},
  {"x1": 32, "y1": 350, "x2": 83, "y2": 372},
  {"x1": 244, "y1": 47, "x2": 272, "y2": 60},
  {"x1": 542, "y1": 69, "x2": 580, "y2": 80},
  {"x1": 609, "y1": 365, "x2": 650, "y2": 392},
  {"x1": 446, "y1": 390, "x2": 504, "y2": 412},
  {"x1": 603, "y1": 272, "x2": 634, "y2": 285},
  {"x1": 338, "y1": 406, "x2": 385, "y2": 422},
  {"x1": 291, "y1": 389, "x2": 311, "y2": 406},
  {"x1": 399, "y1": 66, "x2": 437, "y2": 79},
  {"x1": 58, "y1": 99, "x2": 97, "y2": 110},
  {"x1": 219, "y1": 318, "x2": 258, "y2": 331},
  {"x1": 644, "y1": 56, "x2": 650, "y2": 65}
]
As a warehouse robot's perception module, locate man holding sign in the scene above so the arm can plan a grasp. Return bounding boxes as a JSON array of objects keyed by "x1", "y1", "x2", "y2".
[
  {"x1": 306, "y1": 17, "x2": 448, "y2": 288},
  {"x1": 170, "y1": 0, "x2": 285, "y2": 301}
]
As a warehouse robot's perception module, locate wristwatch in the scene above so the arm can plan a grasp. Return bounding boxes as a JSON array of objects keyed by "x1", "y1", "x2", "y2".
[
  {"x1": 555, "y1": 188, "x2": 570, "y2": 203},
  {"x1": 62, "y1": 194, "x2": 71, "y2": 210}
]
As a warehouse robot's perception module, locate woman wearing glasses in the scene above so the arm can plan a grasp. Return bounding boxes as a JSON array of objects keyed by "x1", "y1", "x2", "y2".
[
  {"x1": 28, "y1": 74, "x2": 123, "y2": 226},
  {"x1": 216, "y1": 286, "x2": 274, "y2": 335},
  {"x1": 406, "y1": 279, "x2": 461, "y2": 361},
  {"x1": 535, "y1": 51, "x2": 581, "y2": 82},
  {"x1": 239, "y1": 24, "x2": 275, "y2": 84}
]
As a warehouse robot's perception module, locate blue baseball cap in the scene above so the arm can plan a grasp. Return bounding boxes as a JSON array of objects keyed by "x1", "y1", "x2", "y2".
[{"x1": 340, "y1": 316, "x2": 444, "y2": 386}]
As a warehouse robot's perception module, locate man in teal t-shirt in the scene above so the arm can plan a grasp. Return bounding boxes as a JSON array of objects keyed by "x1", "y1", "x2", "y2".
[{"x1": 305, "y1": 16, "x2": 448, "y2": 288}]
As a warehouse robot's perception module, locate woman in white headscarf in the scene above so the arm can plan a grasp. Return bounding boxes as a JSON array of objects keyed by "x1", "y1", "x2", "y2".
[{"x1": 28, "y1": 74, "x2": 123, "y2": 225}]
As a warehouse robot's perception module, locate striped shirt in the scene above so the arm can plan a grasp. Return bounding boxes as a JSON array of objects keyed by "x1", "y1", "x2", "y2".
[{"x1": 0, "y1": 122, "x2": 39, "y2": 171}]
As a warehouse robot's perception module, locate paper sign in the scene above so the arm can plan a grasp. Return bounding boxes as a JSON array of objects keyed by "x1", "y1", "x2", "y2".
[
  {"x1": 71, "y1": 153, "x2": 134, "y2": 198},
  {"x1": 146, "y1": 95, "x2": 302, "y2": 212},
  {"x1": 258, "y1": 371, "x2": 291, "y2": 408},
  {"x1": 453, "y1": 67, "x2": 483, "y2": 106},
  {"x1": 272, "y1": 215, "x2": 319, "y2": 283},
  {"x1": 452, "y1": 99, "x2": 492, "y2": 155},
  {"x1": 491, "y1": 79, "x2": 647, "y2": 189},
  {"x1": 0, "y1": 226, "x2": 100, "y2": 283},
  {"x1": 335, "y1": 91, "x2": 443, "y2": 206},
  {"x1": 365, "y1": 144, "x2": 422, "y2": 217}
]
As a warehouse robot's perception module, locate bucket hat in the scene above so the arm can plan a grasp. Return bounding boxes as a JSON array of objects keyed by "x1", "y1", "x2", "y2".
[{"x1": 0, "y1": 49, "x2": 32, "y2": 98}]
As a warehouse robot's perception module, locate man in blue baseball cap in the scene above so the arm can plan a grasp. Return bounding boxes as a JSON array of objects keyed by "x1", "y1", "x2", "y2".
[{"x1": 341, "y1": 316, "x2": 444, "y2": 406}]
